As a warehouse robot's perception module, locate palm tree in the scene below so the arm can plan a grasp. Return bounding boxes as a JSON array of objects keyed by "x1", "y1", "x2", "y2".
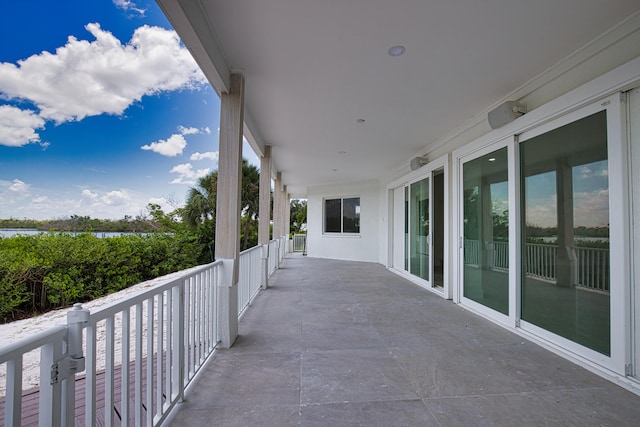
[
  {"x1": 183, "y1": 159, "x2": 262, "y2": 255},
  {"x1": 241, "y1": 161, "x2": 260, "y2": 250},
  {"x1": 184, "y1": 172, "x2": 218, "y2": 228},
  {"x1": 183, "y1": 171, "x2": 218, "y2": 261}
]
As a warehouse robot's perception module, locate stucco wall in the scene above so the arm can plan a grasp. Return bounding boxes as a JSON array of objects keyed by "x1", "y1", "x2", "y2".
[{"x1": 307, "y1": 180, "x2": 380, "y2": 262}]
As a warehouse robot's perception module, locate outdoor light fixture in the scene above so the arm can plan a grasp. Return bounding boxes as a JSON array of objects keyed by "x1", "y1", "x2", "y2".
[
  {"x1": 388, "y1": 45, "x2": 406, "y2": 56},
  {"x1": 410, "y1": 156, "x2": 428, "y2": 170}
]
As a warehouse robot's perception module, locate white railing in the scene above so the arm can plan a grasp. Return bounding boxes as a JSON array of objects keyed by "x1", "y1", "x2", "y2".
[
  {"x1": 292, "y1": 234, "x2": 306, "y2": 252},
  {"x1": 268, "y1": 239, "x2": 279, "y2": 275},
  {"x1": 464, "y1": 239, "x2": 481, "y2": 267},
  {"x1": 492, "y1": 241, "x2": 509, "y2": 272},
  {"x1": 464, "y1": 239, "x2": 609, "y2": 292},
  {"x1": 0, "y1": 237, "x2": 289, "y2": 427},
  {"x1": 576, "y1": 246, "x2": 609, "y2": 292},
  {"x1": 0, "y1": 261, "x2": 222, "y2": 427},
  {"x1": 525, "y1": 243, "x2": 557, "y2": 282},
  {"x1": 238, "y1": 246, "x2": 262, "y2": 317},
  {"x1": 280, "y1": 235, "x2": 288, "y2": 260}
]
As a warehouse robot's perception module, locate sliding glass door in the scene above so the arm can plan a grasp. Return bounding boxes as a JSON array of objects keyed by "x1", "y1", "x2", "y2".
[
  {"x1": 391, "y1": 162, "x2": 446, "y2": 291},
  {"x1": 520, "y1": 109, "x2": 611, "y2": 355},
  {"x1": 461, "y1": 147, "x2": 509, "y2": 316},
  {"x1": 456, "y1": 93, "x2": 626, "y2": 371},
  {"x1": 409, "y1": 177, "x2": 430, "y2": 281}
]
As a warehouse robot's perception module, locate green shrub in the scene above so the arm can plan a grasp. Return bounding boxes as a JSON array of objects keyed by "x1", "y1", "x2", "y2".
[{"x1": 0, "y1": 232, "x2": 204, "y2": 322}]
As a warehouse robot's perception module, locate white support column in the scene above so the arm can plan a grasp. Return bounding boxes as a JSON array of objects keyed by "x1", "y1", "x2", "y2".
[
  {"x1": 273, "y1": 172, "x2": 283, "y2": 239},
  {"x1": 259, "y1": 145, "x2": 272, "y2": 288},
  {"x1": 215, "y1": 73, "x2": 244, "y2": 348},
  {"x1": 285, "y1": 191, "x2": 291, "y2": 236},
  {"x1": 284, "y1": 187, "x2": 290, "y2": 251},
  {"x1": 556, "y1": 158, "x2": 577, "y2": 287}
]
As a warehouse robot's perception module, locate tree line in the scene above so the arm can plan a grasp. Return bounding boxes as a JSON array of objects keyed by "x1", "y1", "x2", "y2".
[{"x1": 0, "y1": 215, "x2": 162, "y2": 233}]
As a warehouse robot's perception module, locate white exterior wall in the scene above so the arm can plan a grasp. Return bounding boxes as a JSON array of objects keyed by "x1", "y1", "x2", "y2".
[{"x1": 307, "y1": 180, "x2": 380, "y2": 262}]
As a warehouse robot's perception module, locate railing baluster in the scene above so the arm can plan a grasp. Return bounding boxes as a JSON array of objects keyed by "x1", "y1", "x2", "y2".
[
  {"x1": 6, "y1": 358, "x2": 23, "y2": 427},
  {"x1": 121, "y1": 308, "x2": 130, "y2": 426},
  {"x1": 166, "y1": 288, "x2": 173, "y2": 408},
  {"x1": 39, "y1": 340, "x2": 63, "y2": 427},
  {"x1": 105, "y1": 316, "x2": 115, "y2": 427},
  {"x1": 146, "y1": 297, "x2": 154, "y2": 427},
  {"x1": 156, "y1": 291, "x2": 164, "y2": 422},
  {"x1": 85, "y1": 322, "x2": 97, "y2": 427},
  {"x1": 135, "y1": 303, "x2": 143, "y2": 426}
]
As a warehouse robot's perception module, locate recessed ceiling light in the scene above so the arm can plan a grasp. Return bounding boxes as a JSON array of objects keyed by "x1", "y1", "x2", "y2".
[
  {"x1": 356, "y1": 118, "x2": 365, "y2": 124},
  {"x1": 388, "y1": 45, "x2": 405, "y2": 57},
  {"x1": 488, "y1": 158, "x2": 496, "y2": 162}
]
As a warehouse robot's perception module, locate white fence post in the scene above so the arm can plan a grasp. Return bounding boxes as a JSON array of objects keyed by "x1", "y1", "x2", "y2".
[{"x1": 64, "y1": 304, "x2": 89, "y2": 426}]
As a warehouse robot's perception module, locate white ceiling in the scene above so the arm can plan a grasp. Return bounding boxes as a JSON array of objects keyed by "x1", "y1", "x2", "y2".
[{"x1": 159, "y1": 0, "x2": 640, "y2": 196}]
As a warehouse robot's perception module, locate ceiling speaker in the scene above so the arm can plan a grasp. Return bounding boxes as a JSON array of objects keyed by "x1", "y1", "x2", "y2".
[
  {"x1": 488, "y1": 101, "x2": 526, "y2": 129},
  {"x1": 410, "y1": 156, "x2": 428, "y2": 170}
]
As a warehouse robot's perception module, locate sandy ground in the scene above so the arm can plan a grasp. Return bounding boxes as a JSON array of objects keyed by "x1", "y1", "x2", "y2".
[{"x1": 0, "y1": 267, "x2": 201, "y2": 396}]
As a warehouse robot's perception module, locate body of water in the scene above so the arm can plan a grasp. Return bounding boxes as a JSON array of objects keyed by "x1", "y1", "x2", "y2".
[{"x1": 0, "y1": 228, "x2": 147, "y2": 238}]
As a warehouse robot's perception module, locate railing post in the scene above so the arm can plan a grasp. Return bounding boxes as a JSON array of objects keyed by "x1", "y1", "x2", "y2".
[
  {"x1": 260, "y1": 244, "x2": 269, "y2": 289},
  {"x1": 64, "y1": 303, "x2": 89, "y2": 426}
]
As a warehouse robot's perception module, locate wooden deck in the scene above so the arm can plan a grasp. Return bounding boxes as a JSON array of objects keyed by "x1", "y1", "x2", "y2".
[{"x1": 0, "y1": 356, "x2": 164, "y2": 426}]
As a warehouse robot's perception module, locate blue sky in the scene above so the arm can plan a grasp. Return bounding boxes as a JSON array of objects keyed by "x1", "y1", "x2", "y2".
[{"x1": 0, "y1": 0, "x2": 258, "y2": 220}]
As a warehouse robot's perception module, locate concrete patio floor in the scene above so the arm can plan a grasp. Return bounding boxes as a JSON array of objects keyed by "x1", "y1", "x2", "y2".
[{"x1": 168, "y1": 256, "x2": 640, "y2": 426}]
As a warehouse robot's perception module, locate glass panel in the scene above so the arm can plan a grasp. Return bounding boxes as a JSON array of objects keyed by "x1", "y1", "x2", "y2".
[
  {"x1": 324, "y1": 199, "x2": 341, "y2": 232},
  {"x1": 343, "y1": 197, "x2": 360, "y2": 233},
  {"x1": 463, "y1": 147, "x2": 509, "y2": 315},
  {"x1": 433, "y1": 170, "x2": 445, "y2": 287},
  {"x1": 410, "y1": 177, "x2": 430, "y2": 280},
  {"x1": 521, "y1": 110, "x2": 610, "y2": 355}
]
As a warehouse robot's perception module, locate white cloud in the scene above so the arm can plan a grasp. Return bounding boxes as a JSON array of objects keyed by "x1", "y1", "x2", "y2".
[
  {"x1": 0, "y1": 183, "x2": 169, "y2": 221},
  {"x1": 32, "y1": 195, "x2": 48, "y2": 204},
  {"x1": 82, "y1": 189, "x2": 99, "y2": 200},
  {"x1": 0, "y1": 105, "x2": 46, "y2": 147},
  {"x1": 178, "y1": 125, "x2": 199, "y2": 135},
  {"x1": 204, "y1": 127, "x2": 211, "y2": 134},
  {"x1": 190, "y1": 151, "x2": 219, "y2": 161},
  {"x1": 102, "y1": 190, "x2": 130, "y2": 206},
  {"x1": 574, "y1": 189, "x2": 610, "y2": 227},
  {"x1": 113, "y1": 0, "x2": 146, "y2": 16},
  {"x1": 141, "y1": 134, "x2": 187, "y2": 157},
  {"x1": 169, "y1": 163, "x2": 210, "y2": 185},
  {"x1": 82, "y1": 188, "x2": 130, "y2": 206},
  {"x1": 9, "y1": 179, "x2": 30, "y2": 193},
  {"x1": 0, "y1": 23, "x2": 206, "y2": 124}
]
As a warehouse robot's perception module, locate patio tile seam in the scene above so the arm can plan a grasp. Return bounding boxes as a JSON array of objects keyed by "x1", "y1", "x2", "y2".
[
  {"x1": 298, "y1": 396, "x2": 426, "y2": 408},
  {"x1": 419, "y1": 385, "x2": 611, "y2": 401}
]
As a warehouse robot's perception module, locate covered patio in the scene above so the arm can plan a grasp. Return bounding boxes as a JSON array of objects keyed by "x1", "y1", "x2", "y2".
[{"x1": 168, "y1": 256, "x2": 640, "y2": 426}]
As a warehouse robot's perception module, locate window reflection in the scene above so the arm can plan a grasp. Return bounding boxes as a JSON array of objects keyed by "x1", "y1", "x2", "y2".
[{"x1": 521, "y1": 110, "x2": 610, "y2": 355}]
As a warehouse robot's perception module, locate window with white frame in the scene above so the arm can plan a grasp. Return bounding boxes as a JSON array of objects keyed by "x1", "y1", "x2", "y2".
[{"x1": 324, "y1": 197, "x2": 360, "y2": 234}]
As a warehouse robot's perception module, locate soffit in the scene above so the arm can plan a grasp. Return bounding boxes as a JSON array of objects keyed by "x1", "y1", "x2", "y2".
[{"x1": 180, "y1": 0, "x2": 639, "y2": 196}]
